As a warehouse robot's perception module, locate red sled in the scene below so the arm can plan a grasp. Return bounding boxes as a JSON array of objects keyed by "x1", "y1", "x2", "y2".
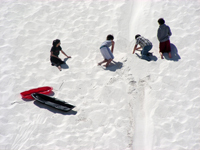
[{"x1": 20, "y1": 86, "x2": 53, "y2": 100}]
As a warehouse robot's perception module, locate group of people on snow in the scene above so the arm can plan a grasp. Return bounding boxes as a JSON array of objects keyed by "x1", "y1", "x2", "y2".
[{"x1": 50, "y1": 18, "x2": 172, "y2": 71}]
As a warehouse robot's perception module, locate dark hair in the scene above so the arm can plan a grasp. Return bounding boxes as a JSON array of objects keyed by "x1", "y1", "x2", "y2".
[
  {"x1": 135, "y1": 34, "x2": 141, "y2": 39},
  {"x1": 107, "y1": 34, "x2": 114, "y2": 40},
  {"x1": 52, "y1": 39, "x2": 60, "y2": 47},
  {"x1": 158, "y1": 18, "x2": 165, "y2": 25}
]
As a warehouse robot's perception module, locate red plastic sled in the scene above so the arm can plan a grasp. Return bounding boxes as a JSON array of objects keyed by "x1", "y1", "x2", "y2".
[{"x1": 20, "y1": 86, "x2": 53, "y2": 100}]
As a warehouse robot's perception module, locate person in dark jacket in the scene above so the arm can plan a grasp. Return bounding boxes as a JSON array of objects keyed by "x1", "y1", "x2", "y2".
[
  {"x1": 157, "y1": 18, "x2": 172, "y2": 59},
  {"x1": 50, "y1": 39, "x2": 71, "y2": 71}
]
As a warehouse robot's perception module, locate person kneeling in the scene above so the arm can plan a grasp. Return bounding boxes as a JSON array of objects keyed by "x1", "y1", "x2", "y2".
[
  {"x1": 50, "y1": 39, "x2": 71, "y2": 71},
  {"x1": 132, "y1": 34, "x2": 153, "y2": 61},
  {"x1": 98, "y1": 34, "x2": 115, "y2": 67}
]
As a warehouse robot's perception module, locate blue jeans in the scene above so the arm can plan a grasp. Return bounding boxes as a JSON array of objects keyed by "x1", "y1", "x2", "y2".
[{"x1": 141, "y1": 45, "x2": 152, "y2": 61}]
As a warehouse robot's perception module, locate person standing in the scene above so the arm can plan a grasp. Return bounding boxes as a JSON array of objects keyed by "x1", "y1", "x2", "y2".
[{"x1": 157, "y1": 18, "x2": 172, "y2": 59}]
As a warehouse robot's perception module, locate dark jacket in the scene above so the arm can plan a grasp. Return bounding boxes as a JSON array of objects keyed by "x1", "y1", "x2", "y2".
[{"x1": 157, "y1": 24, "x2": 172, "y2": 42}]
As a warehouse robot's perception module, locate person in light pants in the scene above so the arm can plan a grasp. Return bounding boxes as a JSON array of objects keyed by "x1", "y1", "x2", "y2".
[{"x1": 98, "y1": 35, "x2": 115, "y2": 67}]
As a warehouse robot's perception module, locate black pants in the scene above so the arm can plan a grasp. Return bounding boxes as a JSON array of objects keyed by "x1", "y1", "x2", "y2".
[{"x1": 50, "y1": 57, "x2": 64, "y2": 66}]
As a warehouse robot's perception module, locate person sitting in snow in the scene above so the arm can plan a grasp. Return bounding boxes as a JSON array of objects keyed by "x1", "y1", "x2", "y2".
[
  {"x1": 50, "y1": 39, "x2": 71, "y2": 71},
  {"x1": 157, "y1": 18, "x2": 172, "y2": 59},
  {"x1": 98, "y1": 34, "x2": 115, "y2": 67},
  {"x1": 132, "y1": 34, "x2": 153, "y2": 61}
]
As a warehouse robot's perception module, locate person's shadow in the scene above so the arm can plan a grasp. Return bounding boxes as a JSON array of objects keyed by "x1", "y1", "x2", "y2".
[
  {"x1": 135, "y1": 53, "x2": 158, "y2": 61},
  {"x1": 103, "y1": 61, "x2": 123, "y2": 72},
  {"x1": 149, "y1": 55, "x2": 158, "y2": 61},
  {"x1": 163, "y1": 43, "x2": 181, "y2": 61},
  {"x1": 61, "y1": 58, "x2": 70, "y2": 69}
]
